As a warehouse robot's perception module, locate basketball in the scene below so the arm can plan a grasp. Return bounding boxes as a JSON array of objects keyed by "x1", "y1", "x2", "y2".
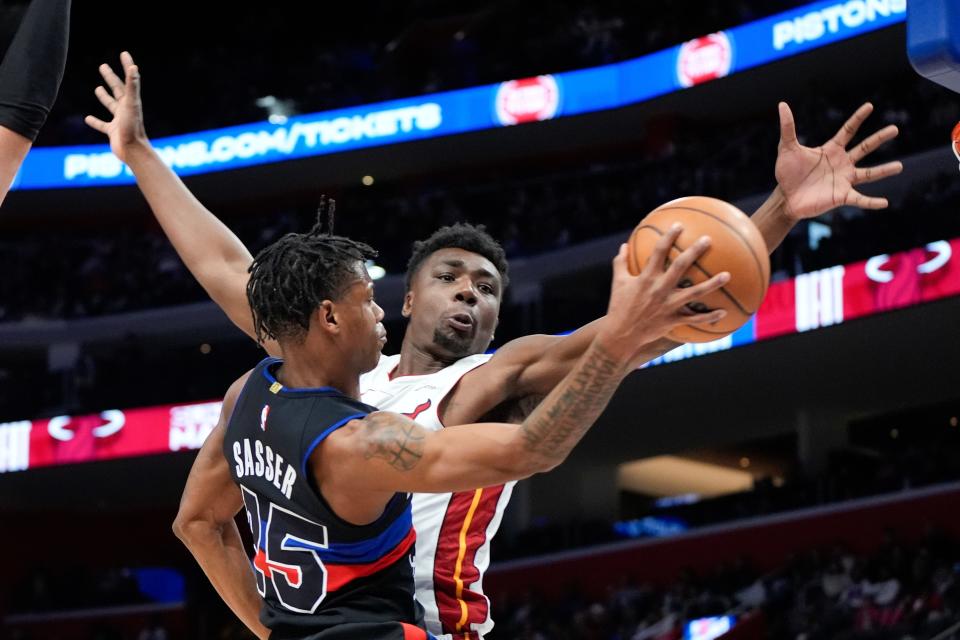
[{"x1": 627, "y1": 196, "x2": 771, "y2": 344}]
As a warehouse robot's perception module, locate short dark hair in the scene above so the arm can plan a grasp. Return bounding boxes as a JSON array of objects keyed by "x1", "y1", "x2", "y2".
[
  {"x1": 404, "y1": 223, "x2": 509, "y2": 292},
  {"x1": 247, "y1": 199, "x2": 377, "y2": 344}
]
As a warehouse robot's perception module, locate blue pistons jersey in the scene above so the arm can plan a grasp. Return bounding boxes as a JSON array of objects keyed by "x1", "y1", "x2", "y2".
[{"x1": 224, "y1": 358, "x2": 432, "y2": 640}]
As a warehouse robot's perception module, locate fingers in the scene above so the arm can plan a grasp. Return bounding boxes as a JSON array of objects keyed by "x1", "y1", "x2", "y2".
[
  {"x1": 672, "y1": 271, "x2": 730, "y2": 306},
  {"x1": 845, "y1": 189, "x2": 889, "y2": 210},
  {"x1": 84, "y1": 114, "x2": 109, "y2": 134},
  {"x1": 612, "y1": 242, "x2": 629, "y2": 278},
  {"x1": 683, "y1": 308, "x2": 727, "y2": 325},
  {"x1": 99, "y1": 62, "x2": 125, "y2": 98},
  {"x1": 120, "y1": 51, "x2": 141, "y2": 100},
  {"x1": 848, "y1": 124, "x2": 899, "y2": 163},
  {"x1": 94, "y1": 85, "x2": 117, "y2": 114},
  {"x1": 778, "y1": 101, "x2": 798, "y2": 147},
  {"x1": 662, "y1": 235, "x2": 711, "y2": 286},
  {"x1": 853, "y1": 160, "x2": 903, "y2": 185},
  {"x1": 126, "y1": 63, "x2": 141, "y2": 100},
  {"x1": 831, "y1": 102, "x2": 873, "y2": 148},
  {"x1": 642, "y1": 223, "x2": 683, "y2": 277}
]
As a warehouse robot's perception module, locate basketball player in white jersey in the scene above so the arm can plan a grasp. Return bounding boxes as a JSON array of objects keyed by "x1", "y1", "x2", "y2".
[{"x1": 87, "y1": 52, "x2": 903, "y2": 638}]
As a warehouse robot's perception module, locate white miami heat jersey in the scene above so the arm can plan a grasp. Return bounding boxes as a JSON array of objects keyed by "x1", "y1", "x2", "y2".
[{"x1": 360, "y1": 353, "x2": 515, "y2": 640}]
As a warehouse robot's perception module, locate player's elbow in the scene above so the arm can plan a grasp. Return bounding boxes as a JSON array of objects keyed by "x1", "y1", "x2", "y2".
[
  {"x1": 530, "y1": 453, "x2": 565, "y2": 475},
  {"x1": 172, "y1": 510, "x2": 219, "y2": 547},
  {"x1": 502, "y1": 446, "x2": 562, "y2": 478},
  {"x1": 171, "y1": 512, "x2": 195, "y2": 544}
]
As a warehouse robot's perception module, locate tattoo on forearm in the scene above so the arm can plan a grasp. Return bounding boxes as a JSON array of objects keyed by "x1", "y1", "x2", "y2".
[
  {"x1": 520, "y1": 343, "x2": 622, "y2": 460},
  {"x1": 362, "y1": 413, "x2": 425, "y2": 471}
]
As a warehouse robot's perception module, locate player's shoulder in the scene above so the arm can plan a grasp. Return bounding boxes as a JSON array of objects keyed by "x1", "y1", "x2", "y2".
[
  {"x1": 445, "y1": 351, "x2": 495, "y2": 381},
  {"x1": 432, "y1": 352, "x2": 493, "y2": 378},
  {"x1": 311, "y1": 391, "x2": 376, "y2": 424},
  {"x1": 223, "y1": 368, "x2": 256, "y2": 414},
  {"x1": 458, "y1": 352, "x2": 493, "y2": 367}
]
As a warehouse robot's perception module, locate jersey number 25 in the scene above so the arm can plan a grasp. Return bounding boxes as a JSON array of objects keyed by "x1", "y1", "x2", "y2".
[{"x1": 241, "y1": 486, "x2": 329, "y2": 613}]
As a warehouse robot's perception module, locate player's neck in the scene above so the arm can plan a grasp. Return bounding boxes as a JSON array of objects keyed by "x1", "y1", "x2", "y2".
[
  {"x1": 395, "y1": 336, "x2": 459, "y2": 377},
  {"x1": 275, "y1": 351, "x2": 361, "y2": 399}
]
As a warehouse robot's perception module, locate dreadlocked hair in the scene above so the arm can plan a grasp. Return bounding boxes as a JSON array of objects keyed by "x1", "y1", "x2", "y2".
[
  {"x1": 247, "y1": 197, "x2": 377, "y2": 344},
  {"x1": 404, "y1": 222, "x2": 509, "y2": 292}
]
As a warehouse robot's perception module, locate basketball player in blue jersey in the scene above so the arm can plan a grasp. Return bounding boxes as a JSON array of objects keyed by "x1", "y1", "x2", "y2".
[
  {"x1": 89, "y1": 52, "x2": 904, "y2": 638},
  {"x1": 0, "y1": 0, "x2": 70, "y2": 207},
  {"x1": 172, "y1": 209, "x2": 731, "y2": 639}
]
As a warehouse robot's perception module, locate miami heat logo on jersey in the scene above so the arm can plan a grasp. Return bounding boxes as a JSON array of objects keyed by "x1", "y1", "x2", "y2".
[{"x1": 401, "y1": 399, "x2": 432, "y2": 421}]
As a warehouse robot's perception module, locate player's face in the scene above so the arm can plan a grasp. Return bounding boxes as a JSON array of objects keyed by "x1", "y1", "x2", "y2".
[
  {"x1": 404, "y1": 248, "x2": 502, "y2": 360},
  {"x1": 337, "y1": 265, "x2": 387, "y2": 373}
]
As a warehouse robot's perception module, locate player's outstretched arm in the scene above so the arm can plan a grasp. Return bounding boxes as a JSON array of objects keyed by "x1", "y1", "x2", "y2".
[
  {"x1": 323, "y1": 233, "x2": 730, "y2": 494},
  {"x1": 455, "y1": 102, "x2": 904, "y2": 403},
  {"x1": 85, "y1": 52, "x2": 277, "y2": 354},
  {"x1": 444, "y1": 225, "x2": 716, "y2": 420},
  {"x1": 172, "y1": 372, "x2": 270, "y2": 640},
  {"x1": 325, "y1": 337, "x2": 626, "y2": 495},
  {"x1": 0, "y1": 0, "x2": 71, "y2": 207}
]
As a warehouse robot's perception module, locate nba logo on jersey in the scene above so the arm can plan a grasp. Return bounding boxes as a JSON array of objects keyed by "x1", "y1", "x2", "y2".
[{"x1": 260, "y1": 405, "x2": 270, "y2": 431}]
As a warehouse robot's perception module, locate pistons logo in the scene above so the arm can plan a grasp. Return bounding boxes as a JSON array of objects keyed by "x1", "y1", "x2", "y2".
[
  {"x1": 495, "y1": 75, "x2": 560, "y2": 126},
  {"x1": 677, "y1": 32, "x2": 733, "y2": 88}
]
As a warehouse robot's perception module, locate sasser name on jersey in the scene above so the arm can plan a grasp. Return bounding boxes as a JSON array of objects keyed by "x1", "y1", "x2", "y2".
[{"x1": 231, "y1": 437, "x2": 297, "y2": 499}]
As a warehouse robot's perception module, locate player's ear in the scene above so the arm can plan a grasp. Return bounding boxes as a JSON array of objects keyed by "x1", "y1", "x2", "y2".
[
  {"x1": 315, "y1": 300, "x2": 340, "y2": 334},
  {"x1": 402, "y1": 290, "x2": 414, "y2": 318}
]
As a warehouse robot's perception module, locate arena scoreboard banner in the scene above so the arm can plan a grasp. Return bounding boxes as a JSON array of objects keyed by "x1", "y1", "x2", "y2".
[
  {"x1": 10, "y1": 0, "x2": 905, "y2": 190},
  {"x1": 643, "y1": 237, "x2": 960, "y2": 367},
  {"x1": 0, "y1": 400, "x2": 222, "y2": 474},
  {"x1": 1, "y1": 234, "x2": 956, "y2": 475}
]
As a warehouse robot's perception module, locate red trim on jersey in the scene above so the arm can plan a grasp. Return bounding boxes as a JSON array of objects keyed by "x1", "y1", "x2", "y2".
[
  {"x1": 254, "y1": 548, "x2": 301, "y2": 587},
  {"x1": 325, "y1": 527, "x2": 417, "y2": 592},
  {"x1": 401, "y1": 623, "x2": 429, "y2": 640},
  {"x1": 433, "y1": 485, "x2": 505, "y2": 636}
]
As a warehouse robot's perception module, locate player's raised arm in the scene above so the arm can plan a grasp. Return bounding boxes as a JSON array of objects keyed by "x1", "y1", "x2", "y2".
[
  {"x1": 85, "y1": 52, "x2": 275, "y2": 353},
  {"x1": 462, "y1": 101, "x2": 906, "y2": 401},
  {"x1": 0, "y1": 0, "x2": 71, "y2": 207},
  {"x1": 322, "y1": 235, "x2": 730, "y2": 494}
]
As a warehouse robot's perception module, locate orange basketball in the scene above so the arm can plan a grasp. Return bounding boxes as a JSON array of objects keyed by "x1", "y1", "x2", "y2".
[{"x1": 627, "y1": 196, "x2": 771, "y2": 344}]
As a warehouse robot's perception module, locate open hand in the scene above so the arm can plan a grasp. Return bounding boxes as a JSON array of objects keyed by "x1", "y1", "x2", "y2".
[
  {"x1": 775, "y1": 102, "x2": 903, "y2": 221},
  {"x1": 84, "y1": 51, "x2": 147, "y2": 163}
]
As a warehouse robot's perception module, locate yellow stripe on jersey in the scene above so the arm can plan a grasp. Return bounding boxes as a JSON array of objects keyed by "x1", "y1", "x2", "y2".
[{"x1": 453, "y1": 488, "x2": 484, "y2": 633}]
